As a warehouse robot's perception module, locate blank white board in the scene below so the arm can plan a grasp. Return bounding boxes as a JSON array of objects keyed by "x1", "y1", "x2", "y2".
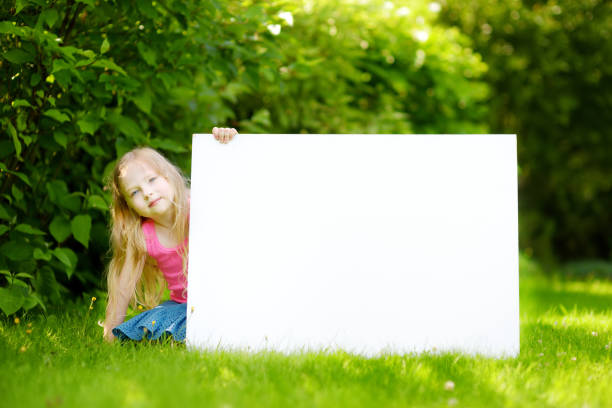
[{"x1": 187, "y1": 134, "x2": 519, "y2": 357}]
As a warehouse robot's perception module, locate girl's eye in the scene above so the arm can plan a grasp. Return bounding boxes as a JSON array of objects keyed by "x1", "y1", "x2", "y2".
[
  {"x1": 149, "y1": 177, "x2": 157, "y2": 182},
  {"x1": 131, "y1": 190, "x2": 139, "y2": 197}
]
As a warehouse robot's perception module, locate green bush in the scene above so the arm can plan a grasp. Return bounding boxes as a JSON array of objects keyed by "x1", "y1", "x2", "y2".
[
  {"x1": 1, "y1": 0, "x2": 490, "y2": 315},
  {"x1": 439, "y1": 0, "x2": 612, "y2": 263},
  {"x1": 229, "y1": 0, "x2": 490, "y2": 134},
  {"x1": 0, "y1": 0, "x2": 281, "y2": 315}
]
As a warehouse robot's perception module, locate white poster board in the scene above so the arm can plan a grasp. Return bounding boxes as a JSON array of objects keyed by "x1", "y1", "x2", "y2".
[{"x1": 187, "y1": 134, "x2": 519, "y2": 357}]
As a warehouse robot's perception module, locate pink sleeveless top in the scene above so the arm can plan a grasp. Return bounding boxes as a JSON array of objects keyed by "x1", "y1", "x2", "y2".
[{"x1": 142, "y1": 219, "x2": 188, "y2": 303}]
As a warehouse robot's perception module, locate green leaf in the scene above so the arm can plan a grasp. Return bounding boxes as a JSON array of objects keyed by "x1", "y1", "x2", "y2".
[
  {"x1": 20, "y1": 137, "x2": 31, "y2": 147},
  {"x1": 77, "y1": 116, "x2": 103, "y2": 135},
  {"x1": 52, "y1": 59, "x2": 74, "y2": 73},
  {"x1": 43, "y1": 109, "x2": 71, "y2": 123},
  {"x1": 149, "y1": 138, "x2": 188, "y2": 153},
  {"x1": 81, "y1": 49, "x2": 95, "y2": 59},
  {"x1": 22, "y1": 294, "x2": 38, "y2": 310},
  {"x1": 40, "y1": 9, "x2": 59, "y2": 28},
  {"x1": 23, "y1": 292, "x2": 46, "y2": 312},
  {"x1": 46, "y1": 179, "x2": 69, "y2": 203},
  {"x1": 0, "y1": 225, "x2": 8, "y2": 236},
  {"x1": 92, "y1": 59, "x2": 126, "y2": 75},
  {"x1": 79, "y1": 141, "x2": 105, "y2": 157},
  {"x1": 59, "y1": 193, "x2": 82, "y2": 212},
  {"x1": 33, "y1": 248, "x2": 52, "y2": 261},
  {"x1": 30, "y1": 72, "x2": 40, "y2": 86},
  {"x1": 53, "y1": 247, "x2": 78, "y2": 277},
  {"x1": 251, "y1": 109, "x2": 271, "y2": 126},
  {"x1": 100, "y1": 38, "x2": 110, "y2": 54},
  {"x1": 54, "y1": 45, "x2": 80, "y2": 62},
  {"x1": 0, "y1": 21, "x2": 19, "y2": 34},
  {"x1": 2, "y1": 49, "x2": 34, "y2": 64},
  {"x1": 46, "y1": 180, "x2": 81, "y2": 212},
  {"x1": 12, "y1": 278, "x2": 29, "y2": 289},
  {"x1": 71, "y1": 214, "x2": 91, "y2": 248},
  {"x1": 16, "y1": 111, "x2": 27, "y2": 132},
  {"x1": 245, "y1": 5, "x2": 264, "y2": 20},
  {"x1": 2, "y1": 161, "x2": 31, "y2": 186},
  {"x1": 30, "y1": 73, "x2": 41, "y2": 86},
  {"x1": 0, "y1": 286, "x2": 27, "y2": 315},
  {"x1": 53, "y1": 131, "x2": 68, "y2": 148},
  {"x1": 220, "y1": 82, "x2": 249, "y2": 103},
  {"x1": 0, "y1": 203, "x2": 10, "y2": 220},
  {"x1": 0, "y1": 240, "x2": 33, "y2": 261},
  {"x1": 74, "y1": 59, "x2": 93, "y2": 68},
  {"x1": 52, "y1": 248, "x2": 71, "y2": 267},
  {"x1": 34, "y1": 266, "x2": 60, "y2": 304},
  {"x1": 7, "y1": 170, "x2": 31, "y2": 187},
  {"x1": 136, "y1": 0, "x2": 158, "y2": 17},
  {"x1": 88, "y1": 195, "x2": 108, "y2": 211},
  {"x1": 131, "y1": 88, "x2": 152, "y2": 114},
  {"x1": 49, "y1": 214, "x2": 71, "y2": 243},
  {"x1": 6, "y1": 120, "x2": 22, "y2": 160},
  {"x1": 11, "y1": 99, "x2": 32, "y2": 108},
  {"x1": 115, "y1": 137, "x2": 132, "y2": 158},
  {"x1": 11, "y1": 184, "x2": 23, "y2": 201},
  {"x1": 15, "y1": 272, "x2": 34, "y2": 279},
  {"x1": 137, "y1": 43, "x2": 157, "y2": 66},
  {"x1": 15, "y1": 0, "x2": 28, "y2": 14},
  {"x1": 15, "y1": 224, "x2": 46, "y2": 235},
  {"x1": 157, "y1": 72, "x2": 177, "y2": 91},
  {"x1": 107, "y1": 113, "x2": 143, "y2": 139}
]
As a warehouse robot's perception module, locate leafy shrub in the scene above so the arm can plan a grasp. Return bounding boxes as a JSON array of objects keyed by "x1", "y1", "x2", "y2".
[
  {"x1": 439, "y1": 0, "x2": 612, "y2": 263},
  {"x1": 0, "y1": 0, "x2": 279, "y2": 315},
  {"x1": 229, "y1": 0, "x2": 490, "y2": 134}
]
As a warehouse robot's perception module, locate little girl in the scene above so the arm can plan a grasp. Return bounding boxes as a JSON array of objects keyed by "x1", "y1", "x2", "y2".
[{"x1": 103, "y1": 127, "x2": 238, "y2": 343}]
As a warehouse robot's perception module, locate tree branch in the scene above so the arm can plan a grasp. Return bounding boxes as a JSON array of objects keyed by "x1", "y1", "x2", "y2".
[
  {"x1": 63, "y1": 3, "x2": 86, "y2": 44},
  {"x1": 58, "y1": 0, "x2": 75, "y2": 37}
]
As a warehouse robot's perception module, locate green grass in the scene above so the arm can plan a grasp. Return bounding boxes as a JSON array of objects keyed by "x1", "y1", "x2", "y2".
[{"x1": 1, "y1": 262, "x2": 611, "y2": 407}]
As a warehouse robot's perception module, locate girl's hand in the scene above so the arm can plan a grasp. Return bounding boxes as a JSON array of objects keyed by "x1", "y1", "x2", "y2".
[{"x1": 213, "y1": 127, "x2": 238, "y2": 144}]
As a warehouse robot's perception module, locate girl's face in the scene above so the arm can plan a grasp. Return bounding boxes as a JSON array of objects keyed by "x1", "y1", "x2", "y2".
[{"x1": 119, "y1": 160, "x2": 175, "y2": 220}]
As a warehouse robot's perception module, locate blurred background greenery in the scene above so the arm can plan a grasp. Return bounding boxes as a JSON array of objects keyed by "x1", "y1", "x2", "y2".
[{"x1": 1, "y1": 0, "x2": 610, "y2": 315}]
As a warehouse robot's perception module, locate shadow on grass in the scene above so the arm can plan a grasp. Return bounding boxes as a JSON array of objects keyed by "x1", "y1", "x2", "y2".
[{"x1": 521, "y1": 279, "x2": 612, "y2": 315}]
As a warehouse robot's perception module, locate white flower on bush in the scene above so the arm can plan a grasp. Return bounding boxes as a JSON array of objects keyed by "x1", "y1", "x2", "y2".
[
  {"x1": 415, "y1": 49, "x2": 426, "y2": 68},
  {"x1": 267, "y1": 24, "x2": 281, "y2": 35},
  {"x1": 396, "y1": 7, "x2": 410, "y2": 17},
  {"x1": 429, "y1": 2, "x2": 441, "y2": 13},
  {"x1": 413, "y1": 29, "x2": 429, "y2": 43},
  {"x1": 278, "y1": 11, "x2": 293, "y2": 26}
]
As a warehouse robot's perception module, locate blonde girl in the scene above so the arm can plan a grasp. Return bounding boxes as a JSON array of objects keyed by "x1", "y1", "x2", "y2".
[{"x1": 103, "y1": 127, "x2": 237, "y2": 343}]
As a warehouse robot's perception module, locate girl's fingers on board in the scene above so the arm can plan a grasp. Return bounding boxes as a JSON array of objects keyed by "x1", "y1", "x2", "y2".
[
  {"x1": 212, "y1": 127, "x2": 238, "y2": 144},
  {"x1": 226, "y1": 128, "x2": 235, "y2": 143}
]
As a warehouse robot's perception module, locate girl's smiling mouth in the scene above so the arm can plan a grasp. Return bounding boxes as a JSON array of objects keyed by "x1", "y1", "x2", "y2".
[{"x1": 149, "y1": 198, "x2": 161, "y2": 207}]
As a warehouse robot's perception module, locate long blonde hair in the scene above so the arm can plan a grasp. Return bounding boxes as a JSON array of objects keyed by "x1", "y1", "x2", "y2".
[{"x1": 105, "y1": 147, "x2": 190, "y2": 322}]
